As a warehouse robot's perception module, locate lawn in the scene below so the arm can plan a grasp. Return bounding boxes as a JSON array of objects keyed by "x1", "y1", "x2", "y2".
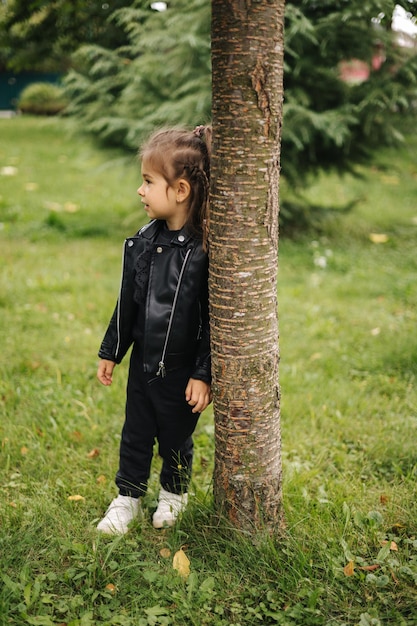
[{"x1": 1, "y1": 116, "x2": 416, "y2": 625}]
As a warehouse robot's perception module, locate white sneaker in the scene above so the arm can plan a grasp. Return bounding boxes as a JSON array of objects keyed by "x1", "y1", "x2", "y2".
[
  {"x1": 152, "y1": 488, "x2": 188, "y2": 529},
  {"x1": 97, "y1": 495, "x2": 140, "y2": 535}
]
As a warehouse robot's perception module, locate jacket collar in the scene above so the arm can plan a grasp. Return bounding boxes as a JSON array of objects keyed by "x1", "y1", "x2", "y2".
[{"x1": 139, "y1": 219, "x2": 194, "y2": 246}]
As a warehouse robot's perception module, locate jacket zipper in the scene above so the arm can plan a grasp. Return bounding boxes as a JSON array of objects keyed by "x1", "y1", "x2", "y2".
[
  {"x1": 115, "y1": 239, "x2": 129, "y2": 360},
  {"x1": 157, "y1": 248, "x2": 192, "y2": 377}
]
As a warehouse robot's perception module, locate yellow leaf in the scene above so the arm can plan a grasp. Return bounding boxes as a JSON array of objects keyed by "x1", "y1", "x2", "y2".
[
  {"x1": 64, "y1": 202, "x2": 79, "y2": 213},
  {"x1": 44, "y1": 201, "x2": 62, "y2": 212},
  {"x1": 87, "y1": 448, "x2": 100, "y2": 458},
  {"x1": 160, "y1": 548, "x2": 171, "y2": 558},
  {"x1": 105, "y1": 583, "x2": 116, "y2": 594},
  {"x1": 381, "y1": 540, "x2": 398, "y2": 551},
  {"x1": 68, "y1": 495, "x2": 85, "y2": 502},
  {"x1": 173, "y1": 548, "x2": 190, "y2": 579},
  {"x1": 20, "y1": 446, "x2": 29, "y2": 456},
  {"x1": 24, "y1": 182, "x2": 39, "y2": 191},
  {"x1": 343, "y1": 560, "x2": 355, "y2": 577},
  {"x1": 369, "y1": 233, "x2": 388, "y2": 244},
  {"x1": 96, "y1": 474, "x2": 106, "y2": 485}
]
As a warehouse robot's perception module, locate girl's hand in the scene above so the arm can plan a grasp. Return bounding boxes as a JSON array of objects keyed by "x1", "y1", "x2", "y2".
[
  {"x1": 185, "y1": 378, "x2": 212, "y2": 413},
  {"x1": 97, "y1": 359, "x2": 116, "y2": 386}
]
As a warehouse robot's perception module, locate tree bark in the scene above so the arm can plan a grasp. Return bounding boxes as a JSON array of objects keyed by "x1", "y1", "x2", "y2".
[{"x1": 210, "y1": 0, "x2": 285, "y2": 532}]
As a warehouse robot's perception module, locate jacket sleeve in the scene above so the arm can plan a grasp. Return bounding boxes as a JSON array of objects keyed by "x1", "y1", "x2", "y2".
[
  {"x1": 98, "y1": 239, "x2": 139, "y2": 364},
  {"x1": 191, "y1": 263, "x2": 211, "y2": 383},
  {"x1": 97, "y1": 302, "x2": 131, "y2": 364}
]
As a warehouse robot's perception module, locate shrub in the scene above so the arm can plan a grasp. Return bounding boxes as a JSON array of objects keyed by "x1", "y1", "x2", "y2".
[{"x1": 17, "y1": 82, "x2": 68, "y2": 115}]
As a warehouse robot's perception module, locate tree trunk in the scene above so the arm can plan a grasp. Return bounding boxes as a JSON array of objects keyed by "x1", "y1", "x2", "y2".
[{"x1": 210, "y1": 0, "x2": 285, "y2": 532}]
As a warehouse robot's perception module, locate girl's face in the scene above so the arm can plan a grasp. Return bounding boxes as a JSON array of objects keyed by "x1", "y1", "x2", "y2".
[{"x1": 137, "y1": 160, "x2": 189, "y2": 231}]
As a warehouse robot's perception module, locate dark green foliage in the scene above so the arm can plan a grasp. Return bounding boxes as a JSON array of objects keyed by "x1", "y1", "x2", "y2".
[
  {"x1": 0, "y1": 0, "x2": 129, "y2": 72},
  {"x1": 62, "y1": 0, "x2": 417, "y2": 192},
  {"x1": 283, "y1": 0, "x2": 417, "y2": 185},
  {"x1": 64, "y1": 0, "x2": 211, "y2": 149},
  {"x1": 2, "y1": 0, "x2": 416, "y2": 204}
]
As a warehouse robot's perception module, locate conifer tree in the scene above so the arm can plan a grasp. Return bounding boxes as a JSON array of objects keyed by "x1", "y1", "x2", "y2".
[
  {"x1": 64, "y1": 0, "x2": 210, "y2": 146},
  {"x1": 5, "y1": 0, "x2": 414, "y2": 202},
  {"x1": 62, "y1": 0, "x2": 417, "y2": 193},
  {"x1": 0, "y1": 0, "x2": 129, "y2": 72}
]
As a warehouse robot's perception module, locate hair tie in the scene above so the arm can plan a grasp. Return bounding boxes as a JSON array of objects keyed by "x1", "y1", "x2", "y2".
[{"x1": 193, "y1": 125, "x2": 205, "y2": 139}]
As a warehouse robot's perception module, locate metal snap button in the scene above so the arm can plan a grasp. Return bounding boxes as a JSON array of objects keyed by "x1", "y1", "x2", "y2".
[
  {"x1": 156, "y1": 246, "x2": 163, "y2": 253},
  {"x1": 178, "y1": 235, "x2": 185, "y2": 242},
  {"x1": 127, "y1": 240, "x2": 134, "y2": 247}
]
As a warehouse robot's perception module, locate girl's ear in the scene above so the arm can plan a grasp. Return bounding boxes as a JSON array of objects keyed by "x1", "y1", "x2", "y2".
[{"x1": 176, "y1": 178, "x2": 191, "y2": 202}]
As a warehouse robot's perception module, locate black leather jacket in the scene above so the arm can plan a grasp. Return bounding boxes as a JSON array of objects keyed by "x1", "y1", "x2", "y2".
[{"x1": 98, "y1": 219, "x2": 211, "y2": 382}]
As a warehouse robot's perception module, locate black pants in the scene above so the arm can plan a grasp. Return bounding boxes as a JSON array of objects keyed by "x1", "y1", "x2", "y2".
[{"x1": 116, "y1": 344, "x2": 200, "y2": 498}]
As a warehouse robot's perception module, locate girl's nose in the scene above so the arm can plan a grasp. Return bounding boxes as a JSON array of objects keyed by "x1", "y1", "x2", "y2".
[{"x1": 137, "y1": 184, "x2": 144, "y2": 196}]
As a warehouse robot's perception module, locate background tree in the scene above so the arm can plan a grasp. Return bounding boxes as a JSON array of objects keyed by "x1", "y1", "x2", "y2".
[
  {"x1": 0, "y1": 0, "x2": 129, "y2": 72},
  {"x1": 282, "y1": 1, "x2": 417, "y2": 186},
  {"x1": 210, "y1": 0, "x2": 285, "y2": 531},
  {"x1": 3, "y1": 0, "x2": 415, "y2": 223},
  {"x1": 63, "y1": 0, "x2": 210, "y2": 147},
  {"x1": 61, "y1": 1, "x2": 416, "y2": 207}
]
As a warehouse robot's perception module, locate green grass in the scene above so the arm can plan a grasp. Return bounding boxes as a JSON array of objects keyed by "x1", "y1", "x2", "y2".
[{"x1": 1, "y1": 116, "x2": 417, "y2": 625}]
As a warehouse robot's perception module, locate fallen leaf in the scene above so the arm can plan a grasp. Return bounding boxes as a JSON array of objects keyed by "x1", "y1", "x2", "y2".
[
  {"x1": 173, "y1": 548, "x2": 190, "y2": 579},
  {"x1": 380, "y1": 494, "x2": 389, "y2": 505},
  {"x1": 9, "y1": 502, "x2": 17, "y2": 508},
  {"x1": 96, "y1": 474, "x2": 106, "y2": 485},
  {"x1": 105, "y1": 583, "x2": 116, "y2": 594},
  {"x1": 358, "y1": 564, "x2": 380, "y2": 571},
  {"x1": 44, "y1": 201, "x2": 62, "y2": 212},
  {"x1": 25, "y1": 182, "x2": 39, "y2": 191},
  {"x1": 160, "y1": 548, "x2": 171, "y2": 558},
  {"x1": 87, "y1": 448, "x2": 100, "y2": 459},
  {"x1": 381, "y1": 540, "x2": 398, "y2": 551},
  {"x1": 20, "y1": 446, "x2": 29, "y2": 456},
  {"x1": 68, "y1": 495, "x2": 85, "y2": 502},
  {"x1": 343, "y1": 560, "x2": 355, "y2": 576},
  {"x1": 1, "y1": 166, "x2": 18, "y2": 176},
  {"x1": 64, "y1": 202, "x2": 79, "y2": 213},
  {"x1": 369, "y1": 233, "x2": 389, "y2": 244}
]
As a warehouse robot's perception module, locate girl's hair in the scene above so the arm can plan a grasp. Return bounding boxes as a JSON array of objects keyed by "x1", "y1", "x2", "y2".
[{"x1": 139, "y1": 125, "x2": 212, "y2": 244}]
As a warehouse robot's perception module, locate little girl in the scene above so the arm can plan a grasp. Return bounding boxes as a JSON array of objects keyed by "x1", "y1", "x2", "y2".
[{"x1": 96, "y1": 126, "x2": 212, "y2": 534}]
